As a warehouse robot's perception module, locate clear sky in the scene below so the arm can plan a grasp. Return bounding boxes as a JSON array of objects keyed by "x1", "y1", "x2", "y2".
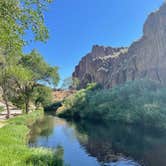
[{"x1": 24, "y1": 0, "x2": 164, "y2": 87}]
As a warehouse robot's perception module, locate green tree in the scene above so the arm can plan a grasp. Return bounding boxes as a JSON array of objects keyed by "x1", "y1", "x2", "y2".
[
  {"x1": 0, "y1": 66, "x2": 11, "y2": 118},
  {"x1": 5, "y1": 64, "x2": 33, "y2": 113},
  {"x1": 0, "y1": 52, "x2": 21, "y2": 118},
  {"x1": 33, "y1": 85, "x2": 53, "y2": 108},
  {"x1": 61, "y1": 77, "x2": 73, "y2": 90},
  {"x1": 10, "y1": 50, "x2": 59, "y2": 113},
  {"x1": 61, "y1": 77, "x2": 80, "y2": 90},
  {"x1": 0, "y1": 0, "x2": 53, "y2": 54},
  {"x1": 0, "y1": 0, "x2": 53, "y2": 116}
]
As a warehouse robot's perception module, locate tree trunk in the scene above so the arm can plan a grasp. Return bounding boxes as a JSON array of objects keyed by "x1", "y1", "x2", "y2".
[
  {"x1": 4, "y1": 94, "x2": 10, "y2": 119},
  {"x1": 2, "y1": 85, "x2": 10, "y2": 119},
  {"x1": 25, "y1": 97, "x2": 30, "y2": 114}
]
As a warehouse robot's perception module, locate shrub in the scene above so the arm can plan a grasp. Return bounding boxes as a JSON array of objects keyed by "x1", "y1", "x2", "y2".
[{"x1": 57, "y1": 80, "x2": 166, "y2": 129}]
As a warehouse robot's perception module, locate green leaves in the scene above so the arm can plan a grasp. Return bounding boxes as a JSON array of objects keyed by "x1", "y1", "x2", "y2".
[
  {"x1": 0, "y1": 0, "x2": 59, "y2": 113},
  {"x1": 0, "y1": 0, "x2": 52, "y2": 54},
  {"x1": 58, "y1": 80, "x2": 166, "y2": 129},
  {"x1": 8, "y1": 65, "x2": 33, "y2": 83},
  {"x1": 20, "y1": 49, "x2": 59, "y2": 86},
  {"x1": 33, "y1": 86, "x2": 53, "y2": 107}
]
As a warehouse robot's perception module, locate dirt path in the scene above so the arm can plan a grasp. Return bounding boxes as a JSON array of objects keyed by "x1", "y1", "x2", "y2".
[
  {"x1": 0, "y1": 109, "x2": 22, "y2": 128},
  {"x1": 0, "y1": 121, "x2": 5, "y2": 128}
]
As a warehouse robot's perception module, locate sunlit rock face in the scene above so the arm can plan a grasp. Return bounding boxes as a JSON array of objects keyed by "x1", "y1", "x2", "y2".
[
  {"x1": 73, "y1": 46, "x2": 128, "y2": 88},
  {"x1": 73, "y1": 2, "x2": 166, "y2": 88}
]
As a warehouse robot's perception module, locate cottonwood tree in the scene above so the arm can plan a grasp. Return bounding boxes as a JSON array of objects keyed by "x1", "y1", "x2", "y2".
[
  {"x1": 9, "y1": 50, "x2": 59, "y2": 113},
  {"x1": 0, "y1": 0, "x2": 53, "y2": 54},
  {"x1": 0, "y1": 51, "x2": 21, "y2": 118},
  {"x1": 33, "y1": 86, "x2": 53, "y2": 109},
  {"x1": 0, "y1": 65, "x2": 11, "y2": 118},
  {"x1": 0, "y1": 0, "x2": 53, "y2": 116}
]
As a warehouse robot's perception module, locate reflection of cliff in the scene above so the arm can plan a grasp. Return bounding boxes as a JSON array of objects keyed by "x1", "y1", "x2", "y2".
[
  {"x1": 74, "y1": 122, "x2": 166, "y2": 165},
  {"x1": 73, "y1": 123, "x2": 128, "y2": 163},
  {"x1": 73, "y1": 3, "x2": 166, "y2": 88}
]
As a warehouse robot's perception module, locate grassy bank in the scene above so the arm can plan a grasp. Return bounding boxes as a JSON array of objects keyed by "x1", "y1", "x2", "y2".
[
  {"x1": 0, "y1": 110, "x2": 64, "y2": 166},
  {"x1": 57, "y1": 80, "x2": 166, "y2": 130}
]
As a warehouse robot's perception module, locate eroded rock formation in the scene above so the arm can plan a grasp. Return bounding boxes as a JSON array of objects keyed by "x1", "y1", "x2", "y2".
[{"x1": 73, "y1": 2, "x2": 166, "y2": 88}]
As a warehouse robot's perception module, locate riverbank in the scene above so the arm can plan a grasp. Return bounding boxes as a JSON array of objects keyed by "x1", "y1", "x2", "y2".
[
  {"x1": 0, "y1": 110, "x2": 64, "y2": 166},
  {"x1": 57, "y1": 80, "x2": 166, "y2": 130}
]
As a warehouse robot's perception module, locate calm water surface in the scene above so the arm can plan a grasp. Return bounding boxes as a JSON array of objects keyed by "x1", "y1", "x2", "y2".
[{"x1": 29, "y1": 115, "x2": 166, "y2": 166}]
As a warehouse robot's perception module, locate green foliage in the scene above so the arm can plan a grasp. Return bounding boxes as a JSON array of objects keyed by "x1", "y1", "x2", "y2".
[
  {"x1": 61, "y1": 77, "x2": 80, "y2": 90},
  {"x1": 7, "y1": 50, "x2": 59, "y2": 113},
  {"x1": 57, "y1": 80, "x2": 166, "y2": 129},
  {"x1": 20, "y1": 49, "x2": 59, "y2": 86},
  {"x1": 0, "y1": 0, "x2": 58, "y2": 115},
  {"x1": 33, "y1": 86, "x2": 53, "y2": 108},
  {"x1": 0, "y1": 0, "x2": 53, "y2": 54},
  {"x1": 61, "y1": 77, "x2": 73, "y2": 90},
  {"x1": 72, "y1": 77, "x2": 80, "y2": 90},
  {"x1": 0, "y1": 110, "x2": 64, "y2": 166},
  {"x1": 27, "y1": 147, "x2": 64, "y2": 166},
  {"x1": 85, "y1": 82, "x2": 102, "y2": 91},
  {"x1": 0, "y1": 1, "x2": 62, "y2": 164}
]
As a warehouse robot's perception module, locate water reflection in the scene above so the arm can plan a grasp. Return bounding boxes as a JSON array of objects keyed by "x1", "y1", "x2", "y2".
[
  {"x1": 29, "y1": 116, "x2": 166, "y2": 166},
  {"x1": 29, "y1": 116, "x2": 55, "y2": 144},
  {"x1": 74, "y1": 121, "x2": 166, "y2": 166}
]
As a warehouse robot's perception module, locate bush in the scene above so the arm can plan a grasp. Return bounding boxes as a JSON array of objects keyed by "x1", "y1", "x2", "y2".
[{"x1": 57, "y1": 80, "x2": 166, "y2": 129}]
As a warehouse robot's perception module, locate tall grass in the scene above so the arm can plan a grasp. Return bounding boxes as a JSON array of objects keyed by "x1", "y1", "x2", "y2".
[
  {"x1": 0, "y1": 110, "x2": 64, "y2": 166},
  {"x1": 57, "y1": 80, "x2": 166, "y2": 129}
]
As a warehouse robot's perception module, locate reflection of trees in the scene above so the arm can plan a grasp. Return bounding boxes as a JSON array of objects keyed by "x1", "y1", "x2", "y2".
[
  {"x1": 29, "y1": 116, "x2": 55, "y2": 143},
  {"x1": 73, "y1": 121, "x2": 166, "y2": 166},
  {"x1": 28, "y1": 116, "x2": 166, "y2": 166}
]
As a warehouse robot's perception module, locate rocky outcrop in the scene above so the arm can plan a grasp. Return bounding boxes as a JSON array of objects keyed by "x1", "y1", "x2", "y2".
[
  {"x1": 73, "y1": 2, "x2": 166, "y2": 88},
  {"x1": 73, "y1": 46, "x2": 128, "y2": 88},
  {"x1": 53, "y1": 90, "x2": 76, "y2": 101}
]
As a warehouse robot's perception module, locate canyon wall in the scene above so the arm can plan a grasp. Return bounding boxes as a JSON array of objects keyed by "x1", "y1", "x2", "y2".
[{"x1": 73, "y1": 2, "x2": 166, "y2": 88}]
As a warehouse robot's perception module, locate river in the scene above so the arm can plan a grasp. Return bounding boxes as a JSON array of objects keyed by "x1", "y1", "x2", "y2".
[{"x1": 29, "y1": 115, "x2": 166, "y2": 166}]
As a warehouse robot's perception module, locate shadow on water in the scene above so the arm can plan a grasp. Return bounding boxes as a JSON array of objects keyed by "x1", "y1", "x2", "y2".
[
  {"x1": 29, "y1": 115, "x2": 166, "y2": 166},
  {"x1": 73, "y1": 120, "x2": 166, "y2": 166}
]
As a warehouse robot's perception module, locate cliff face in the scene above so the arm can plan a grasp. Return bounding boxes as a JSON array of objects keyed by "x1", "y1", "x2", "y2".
[
  {"x1": 73, "y1": 2, "x2": 166, "y2": 88},
  {"x1": 73, "y1": 46, "x2": 128, "y2": 88}
]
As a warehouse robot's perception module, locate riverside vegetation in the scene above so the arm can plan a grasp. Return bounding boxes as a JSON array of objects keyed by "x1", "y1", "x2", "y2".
[
  {"x1": 57, "y1": 80, "x2": 166, "y2": 130},
  {"x1": 0, "y1": 0, "x2": 59, "y2": 117},
  {"x1": 1, "y1": 1, "x2": 166, "y2": 165},
  {"x1": 0, "y1": 0, "x2": 63, "y2": 165},
  {"x1": 0, "y1": 110, "x2": 64, "y2": 166}
]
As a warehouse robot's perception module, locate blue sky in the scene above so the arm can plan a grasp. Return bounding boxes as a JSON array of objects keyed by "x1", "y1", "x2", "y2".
[{"x1": 24, "y1": 0, "x2": 164, "y2": 86}]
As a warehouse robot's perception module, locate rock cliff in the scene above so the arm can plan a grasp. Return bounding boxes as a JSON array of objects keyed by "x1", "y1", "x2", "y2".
[{"x1": 73, "y1": 2, "x2": 166, "y2": 88}]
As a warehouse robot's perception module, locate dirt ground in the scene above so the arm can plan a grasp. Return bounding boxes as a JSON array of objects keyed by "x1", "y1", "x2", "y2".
[{"x1": 0, "y1": 121, "x2": 5, "y2": 128}]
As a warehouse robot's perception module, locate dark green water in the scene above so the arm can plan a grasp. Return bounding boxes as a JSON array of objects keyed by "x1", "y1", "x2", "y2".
[{"x1": 29, "y1": 115, "x2": 166, "y2": 166}]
